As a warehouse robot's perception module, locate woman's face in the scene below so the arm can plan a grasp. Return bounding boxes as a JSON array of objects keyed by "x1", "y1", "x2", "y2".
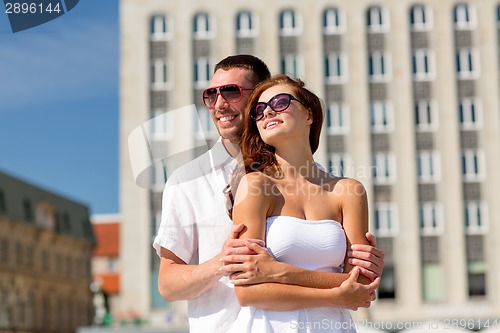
[{"x1": 254, "y1": 84, "x2": 312, "y2": 148}]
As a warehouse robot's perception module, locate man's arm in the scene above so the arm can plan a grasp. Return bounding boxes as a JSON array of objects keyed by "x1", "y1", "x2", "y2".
[{"x1": 157, "y1": 223, "x2": 264, "y2": 301}]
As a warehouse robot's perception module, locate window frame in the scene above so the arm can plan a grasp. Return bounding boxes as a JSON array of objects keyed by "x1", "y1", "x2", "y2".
[
  {"x1": 417, "y1": 150, "x2": 441, "y2": 183},
  {"x1": 323, "y1": 7, "x2": 346, "y2": 34},
  {"x1": 150, "y1": 14, "x2": 173, "y2": 40},
  {"x1": 368, "y1": 51, "x2": 392, "y2": 82},
  {"x1": 372, "y1": 152, "x2": 397, "y2": 185},
  {"x1": 464, "y1": 201, "x2": 488, "y2": 234},
  {"x1": 279, "y1": 9, "x2": 303, "y2": 36},
  {"x1": 461, "y1": 149, "x2": 486, "y2": 182},
  {"x1": 456, "y1": 48, "x2": 480, "y2": 80},
  {"x1": 453, "y1": 3, "x2": 477, "y2": 30},
  {"x1": 236, "y1": 10, "x2": 259, "y2": 38},
  {"x1": 374, "y1": 202, "x2": 399, "y2": 236},
  {"x1": 412, "y1": 49, "x2": 436, "y2": 81},
  {"x1": 415, "y1": 99, "x2": 439, "y2": 132},
  {"x1": 325, "y1": 52, "x2": 348, "y2": 83},
  {"x1": 193, "y1": 12, "x2": 215, "y2": 39},
  {"x1": 420, "y1": 202, "x2": 444, "y2": 236},
  {"x1": 370, "y1": 101, "x2": 394, "y2": 133},
  {"x1": 410, "y1": 4, "x2": 434, "y2": 32},
  {"x1": 367, "y1": 6, "x2": 390, "y2": 33},
  {"x1": 327, "y1": 102, "x2": 350, "y2": 135},
  {"x1": 459, "y1": 98, "x2": 483, "y2": 130}
]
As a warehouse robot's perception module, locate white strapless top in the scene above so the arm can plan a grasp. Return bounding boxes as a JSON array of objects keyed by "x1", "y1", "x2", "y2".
[
  {"x1": 229, "y1": 216, "x2": 356, "y2": 333},
  {"x1": 266, "y1": 215, "x2": 346, "y2": 273}
]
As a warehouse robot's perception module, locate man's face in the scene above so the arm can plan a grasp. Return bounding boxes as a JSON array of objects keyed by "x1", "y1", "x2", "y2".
[{"x1": 206, "y1": 68, "x2": 254, "y2": 143}]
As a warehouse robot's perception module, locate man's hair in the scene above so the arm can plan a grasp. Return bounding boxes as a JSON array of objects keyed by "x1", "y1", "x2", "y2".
[{"x1": 214, "y1": 54, "x2": 271, "y2": 86}]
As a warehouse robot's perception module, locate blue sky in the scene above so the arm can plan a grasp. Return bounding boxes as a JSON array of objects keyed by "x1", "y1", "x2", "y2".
[{"x1": 0, "y1": 1, "x2": 119, "y2": 214}]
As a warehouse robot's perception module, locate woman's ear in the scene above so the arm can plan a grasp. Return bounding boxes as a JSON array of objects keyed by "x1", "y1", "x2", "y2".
[{"x1": 306, "y1": 109, "x2": 313, "y2": 125}]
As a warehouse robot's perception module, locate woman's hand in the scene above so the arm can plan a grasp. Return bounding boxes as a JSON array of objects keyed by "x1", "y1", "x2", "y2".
[{"x1": 332, "y1": 267, "x2": 380, "y2": 310}]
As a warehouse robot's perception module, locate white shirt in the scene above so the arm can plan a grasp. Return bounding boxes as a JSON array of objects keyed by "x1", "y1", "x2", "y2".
[{"x1": 153, "y1": 138, "x2": 239, "y2": 333}]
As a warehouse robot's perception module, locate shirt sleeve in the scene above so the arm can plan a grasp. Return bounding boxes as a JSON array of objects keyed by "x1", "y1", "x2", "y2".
[{"x1": 152, "y1": 175, "x2": 198, "y2": 264}]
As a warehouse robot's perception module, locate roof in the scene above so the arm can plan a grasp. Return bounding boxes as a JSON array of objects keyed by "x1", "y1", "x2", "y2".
[{"x1": 92, "y1": 222, "x2": 120, "y2": 257}]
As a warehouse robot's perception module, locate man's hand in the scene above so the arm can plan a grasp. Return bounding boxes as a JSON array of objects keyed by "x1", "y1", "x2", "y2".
[
  {"x1": 218, "y1": 224, "x2": 265, "y2": 276},
  {"x1": 219, "y1": 240, "x2": 280, "y2": 285},
  {"x1": 348, "y1": 232, "x2": 384, "y2": 281},
  {"x1": 335, "y1": 267, "x2": 379, "y2": 311}
]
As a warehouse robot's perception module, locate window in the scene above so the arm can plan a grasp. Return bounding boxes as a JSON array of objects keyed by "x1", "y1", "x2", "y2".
[
  {"x1": 0, "y1": 190, "x2": 5, "y2": 213},
  {"x1": 415, "y1": 100, "x2": 438, "y2": 132},
  {"x1": 195, "y1": 108, "x2": 217, "y2": 140},
  {"x1": 462, "y1": 149, "x2": 485, "y2": 181},
  {"x1": 150, "y1": 59, "x2": 169, "y2": 90},
  {"x1": 280, "y1": 54, "x2": 304, "y2": 77},
  {"x1": 368, "y1": 52, "x2": 391, "y2": 82},
  {"x1": 280, "y1": 9, "x2": 302, "y2": 36},
  {"x1": 367, "y1": 6, "x2": 390, "y2": 33},
  {"x1": 497, "y1": 5, "x2": 500, "y2": 28},
  {"x1": 327, "y1": 103, "x2": 350, "y2": 134},
  {"x1": 193, "y1": 57, "x2": 212, "y2": 89},
  {"x1": 372, "y1": 152, "x2": 396, "y2": 184},
  {"x1": 325, "y1": 53, "x2": 348, "y2": 83},
  {"x1": 374, "y1": 203, "x2": 398, "y2": 236},
  {"x1": 193, "y1": 13, "x2": 214, "y2": 39},
  {"x1": 23, "y1": 199, "x2": 33, "y2": 222},
  {"x1": 236, "y1": 11, "x2": 258, "y2": 37},
  {"x1": 417, "y1": 151, "x2": 441, "y2": 183},
  {"x1": 412, "y1": 49, "x2": 435, "y2": 81},
  {"x1": 454, "y1": 3, "x2": 477, "y2": 30},
  {"x1": 149, "y1": 109, "x2": 174, "y2": 140},
  {"x1": 456, "y1": 48, "x2": 480, "y2": 79},
  {"x1": 420, "y1": 202, "x2": 443, "y2": 235},
  {"x1": 152, "y1": 161, "x2": 167, "y2": 193},
  {"x1": 323, "y1": 7, "x2": 346, "y2": 34},
  {"x1": 410, "y1": 4, "x2": 433, "y2": 31},
  {"x1": 370, "y1": 101, "x2": 393, "y2": 133},
  {"x1": 328, "y1": 153, "x2": 352, "y2": 177},
  {"x1": 0, "y1": 289, "x2": 8, "y2": 328},
  {"x1": 150, "y1": 15, "x2": 171, "y2": 40},
  {"x1": 465, "y1": 201, "x2": 487, "y2": 234},
  {"x1": 459, "y1": 98, "x2": 482, "y2": 130}
]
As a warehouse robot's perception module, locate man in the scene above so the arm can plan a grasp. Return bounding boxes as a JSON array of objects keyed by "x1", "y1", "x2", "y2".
[{"x1": 153, "y1": 55, "x2": 384, "y2": 332}]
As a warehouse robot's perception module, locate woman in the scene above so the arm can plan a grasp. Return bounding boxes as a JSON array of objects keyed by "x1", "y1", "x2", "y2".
[{"x1": 226, "y1": 75, "x2": 378, "y2": 332}]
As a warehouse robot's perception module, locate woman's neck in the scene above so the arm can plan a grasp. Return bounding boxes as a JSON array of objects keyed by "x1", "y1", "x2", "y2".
[{"x1": 274, "y1": 142, "x2": 318, "y2": 179}]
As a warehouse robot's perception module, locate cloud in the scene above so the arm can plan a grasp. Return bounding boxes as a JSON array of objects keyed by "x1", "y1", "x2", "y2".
[{"x1": 0, "y1": 16, "x2": 118, "y2": 112}]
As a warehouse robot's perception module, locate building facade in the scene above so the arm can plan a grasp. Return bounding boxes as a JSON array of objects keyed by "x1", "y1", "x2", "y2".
[
  {"x1": 120, "y1": 0, "x2": 500, "y2": 328},
  {"x1": 0, "y1": 170, "x2": 95, "y2": 332}
]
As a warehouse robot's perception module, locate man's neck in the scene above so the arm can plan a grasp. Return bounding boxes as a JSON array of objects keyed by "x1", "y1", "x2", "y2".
[{"x1": 221, "y1": 138, "x2": 241, "y2": 158}]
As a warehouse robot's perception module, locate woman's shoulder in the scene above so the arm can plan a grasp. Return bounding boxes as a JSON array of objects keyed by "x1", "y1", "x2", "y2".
[
  {"x1": 240, "y1": 171, "x2": 273, "y2": 191},
  {"x1": 332, "y1": 177, "x2": 367, "y2": 199}
]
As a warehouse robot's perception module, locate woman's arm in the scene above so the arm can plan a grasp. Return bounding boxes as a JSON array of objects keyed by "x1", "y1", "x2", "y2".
[
  {"x1": 336, "y1": 178, "x2": 372, "y2": 285},
  {"x1": 231, "y1": 173, "x2": 377, "y2": 310}
]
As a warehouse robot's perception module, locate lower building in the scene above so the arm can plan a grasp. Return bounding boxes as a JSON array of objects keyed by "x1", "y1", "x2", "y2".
[{"x1": 0, "y1": 170, "x2": 95, "y2": 332}]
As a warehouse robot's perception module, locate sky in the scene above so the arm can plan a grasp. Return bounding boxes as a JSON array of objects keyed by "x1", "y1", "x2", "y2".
[{"x1": 0, "y1": 0, "x2": 119, "y2": 215}]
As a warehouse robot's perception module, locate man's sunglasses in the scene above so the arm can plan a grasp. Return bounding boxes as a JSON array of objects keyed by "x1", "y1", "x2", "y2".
[
  {"x1": 202, "y1": 84, "x2": 253, "y2": 108},
  {"x1": 251, "y1": 93, "x2": 306, "y2": 121}
]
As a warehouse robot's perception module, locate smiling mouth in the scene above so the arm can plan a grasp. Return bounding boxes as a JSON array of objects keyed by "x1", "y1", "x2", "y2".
[
  {"x1": 265, "y1": 121, "x2": 280, "y2": 129},
  {"x1": 219, "y1": 115, "x2": 237, "y2": 122}
]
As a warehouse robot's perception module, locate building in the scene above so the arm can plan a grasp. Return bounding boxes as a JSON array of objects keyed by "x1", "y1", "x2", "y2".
[
  {"x1": 0, "y1": 170, "x2": 95, "y2": 332},
  {"x1": 91, "y1": 214, "x2": 121, "y2": 324},
  {"x1": 120, "y1": 0, "x2": 500, "y2": 328}
]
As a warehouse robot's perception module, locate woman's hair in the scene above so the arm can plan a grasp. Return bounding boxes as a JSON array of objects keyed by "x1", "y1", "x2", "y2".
[{"x1": 226, "y1": 74, "x2": 324, "y2": 218}]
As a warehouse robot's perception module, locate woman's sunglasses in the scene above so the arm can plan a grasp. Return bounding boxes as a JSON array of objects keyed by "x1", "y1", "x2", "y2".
[
  {"x1": 251, "y1": 93, "x2": 306, "y2": 121},
  {"x1": 202, "y1": 84, "x2": 253, "y2": 108}
]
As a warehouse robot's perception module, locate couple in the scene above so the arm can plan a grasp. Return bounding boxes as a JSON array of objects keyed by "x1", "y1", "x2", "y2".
[{"x1": 153, "y1": 55, "x2": 383, "y2": 332}]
